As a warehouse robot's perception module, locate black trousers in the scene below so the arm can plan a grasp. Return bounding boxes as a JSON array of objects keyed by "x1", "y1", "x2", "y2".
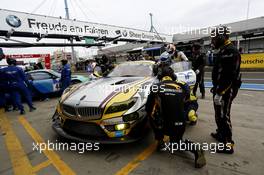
[
  {"x1": 193, "y1": 73, "x2": 205, "y2": 96},
  {"x1": 149, "y1": 117, "x2": 200, "y2": 153},
  {"x1": 213, "y1": 87, "x2": 239, "y2": 143}
]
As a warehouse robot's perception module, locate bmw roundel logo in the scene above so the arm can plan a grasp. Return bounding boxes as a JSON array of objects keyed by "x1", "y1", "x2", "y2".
[
  {"x1": 6, "y1": 15, "x2": 21, "y2": 28},
  {"x1": 122, "y1": 30, "x2": 128, "y2": 37}
]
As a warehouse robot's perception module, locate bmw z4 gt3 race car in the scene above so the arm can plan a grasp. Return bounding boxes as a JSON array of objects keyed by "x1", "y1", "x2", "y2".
[{"x1": 52, "y1": 61, "x2": 196, "y2": 143}]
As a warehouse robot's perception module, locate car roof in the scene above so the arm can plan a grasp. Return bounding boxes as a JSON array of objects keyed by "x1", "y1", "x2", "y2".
[
  {"x1": 27, "y1": 69, "x2": 50, "y2": 73},
  {"x1": 120, "y1": 60, "x2": 155, "y2": 65}
]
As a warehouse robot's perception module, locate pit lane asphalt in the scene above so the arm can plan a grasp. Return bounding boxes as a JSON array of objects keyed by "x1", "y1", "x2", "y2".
[
  {"x1": 1, "y1": 89, "x2": 264, "y2": 175},
  {"x1": 205, "y1": 71, "x2": 264, "y2": 84}
]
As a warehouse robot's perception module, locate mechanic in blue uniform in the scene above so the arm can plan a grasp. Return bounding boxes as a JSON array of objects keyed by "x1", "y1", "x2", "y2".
[
  {"x1": 60, "y1": 59, "x2": 71, "y2": 92},
  {"x1": 0, "y1": 48, "x2": 6, "y2": 109},
  {"x1": 2, "y1": 58, "x2": 36, "y2": 114}
]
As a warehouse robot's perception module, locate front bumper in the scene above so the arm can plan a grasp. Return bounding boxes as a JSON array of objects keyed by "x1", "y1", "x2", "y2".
[{"x1": 52, "y1": 111, "x2": 147, "y2": 144}]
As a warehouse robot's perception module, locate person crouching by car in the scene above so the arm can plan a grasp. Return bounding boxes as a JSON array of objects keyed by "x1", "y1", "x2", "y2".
[
  {"x1": 145, "y1": 66, "x2": 206, "y2": 168},
  {"x1": 60, "y1": 59, "x2": 71, "y2": 92},
  {"x1": 184, "y1": 91, "x2": 199, "y2": 125}
]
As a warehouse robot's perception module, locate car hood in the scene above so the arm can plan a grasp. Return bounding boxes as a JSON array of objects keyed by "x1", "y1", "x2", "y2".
[
  {"x1": 62, "y1": 76, "x2": 152, "y2": 107},
  {"x1": 71, "y1": 75, "x2": 89, "y2": 82}
]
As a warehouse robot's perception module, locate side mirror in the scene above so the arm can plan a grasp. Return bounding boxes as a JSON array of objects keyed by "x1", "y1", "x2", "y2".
[{"x1": 93, "y1": 66, "x2": 103, "y2": 77}]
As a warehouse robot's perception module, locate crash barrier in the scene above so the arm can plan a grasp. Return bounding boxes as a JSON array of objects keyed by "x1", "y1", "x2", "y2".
[{"x1": 241, "y1": 53, "x2": 264, "y2": 69}]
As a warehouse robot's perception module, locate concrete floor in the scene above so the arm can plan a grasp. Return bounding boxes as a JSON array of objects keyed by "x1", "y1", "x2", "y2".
[{"x1": 0, "y1": 89, "x2": 264, "y2": 175}]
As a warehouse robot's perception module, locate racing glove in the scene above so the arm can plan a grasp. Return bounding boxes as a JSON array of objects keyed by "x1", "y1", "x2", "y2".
[{"x1": 214, "y1": 94, "x2": 222, "y2": 106}]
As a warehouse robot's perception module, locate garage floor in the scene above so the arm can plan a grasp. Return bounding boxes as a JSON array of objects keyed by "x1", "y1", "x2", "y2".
[{"x1": 1, "y1": 89, "x2": 264, "y2": 175}]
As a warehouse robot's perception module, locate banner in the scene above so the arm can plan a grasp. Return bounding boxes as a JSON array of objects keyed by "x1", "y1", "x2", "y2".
[
  {"x1": 0, "y1": 9, "x2": 172, "y2": 43},
  {"x1": 241, "y1": 53, "x2": 264, "y2": 68},
  {"x1": 6, "y1": 54, "x2": 51, "y2": 69}
]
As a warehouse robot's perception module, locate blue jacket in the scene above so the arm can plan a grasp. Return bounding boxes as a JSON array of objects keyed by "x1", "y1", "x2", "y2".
[
  {"x1": 0, "y1": 68, "x2": 7, "y2": 87},
  {"x1": 2, "y1": 66, "x2": 28, "y2": 85},
  {"x1": 61, "y1": 64, "x2": 71, "y2": 82}
]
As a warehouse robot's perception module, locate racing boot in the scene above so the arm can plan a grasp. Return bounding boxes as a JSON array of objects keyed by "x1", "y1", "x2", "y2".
[
  {"x1": 211, "y1": 131, "x2": 224, "y2": 142},
  {"x1": 156, "y1": 140, "x2": 166, "y2": 152},
  {"x1": 194, "y1": 149, "x2": 206, "y2": 168},
  {"x1": 20, "y1": 110, "x2": 25, "y2": 115},
  {"x1": 29, "y1": 106, "x2": 36, "y2": 112},
  {"x1": 216, "y1": 141, "x2": 234, "y2": 154}
]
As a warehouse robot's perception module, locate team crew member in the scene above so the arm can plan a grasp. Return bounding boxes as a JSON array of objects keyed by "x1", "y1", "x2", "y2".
[
  {"x1": 152, "y1": 52, "x2": 176, "y2": 80},
  {"x1": 185, "y1": 91, "x2": 199, "y2": 125},
  {"x1": 146, "y1": 66, "x2": 206, "y2": 168},
  {"x1": 191, "y1": 43, "x2": 205, "y2": 98},
  {"x1": 98, "y1": 55, "x2": 115, "y2": 77},
  {"x1": 2, "y1": 58, "x2": 36, "y2": 114},
  {"x1": 211, "y1": 26, "x2": 242, "y2": 154},
  {"x1": 167, "y1": 43, "x2": 188, "y2": 62},
  {"x1": 0, "y1": 48, "x2": 6, "y2": 108},
  {"x1": 60, "y1": 59, "x2": 71, "y2": 92}
]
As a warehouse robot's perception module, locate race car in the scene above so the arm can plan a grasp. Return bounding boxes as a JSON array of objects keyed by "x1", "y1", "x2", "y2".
[
  {"x1": 52, "y1": 61, "x2": 196, "y2": 143},
  {"x1": 26, "y1": 69, "x2": 88, "y2": 98}
]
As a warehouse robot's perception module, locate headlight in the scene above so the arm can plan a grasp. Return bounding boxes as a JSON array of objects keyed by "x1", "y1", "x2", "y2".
[
  {"x1": 115, "y1": 123, "x2": 130, "y2": 131},
  {"x1": 105, "y1": 97, "x2": 137, "y2": 114}
]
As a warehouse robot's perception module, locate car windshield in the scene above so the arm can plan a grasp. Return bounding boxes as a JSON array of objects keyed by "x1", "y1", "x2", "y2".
[
  {"x1": 108, "y1": 62, "x2": 153, "y2": 77},
  {"x1": 48, "y1": 70, "x2": 61, "y2": 77},
  {"x1": 170, "y1": 62, "x2": 192, "y2": 73}
]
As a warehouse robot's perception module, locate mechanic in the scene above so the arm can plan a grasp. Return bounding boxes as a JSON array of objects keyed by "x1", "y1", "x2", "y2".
[
  {"x1": 0, "y1": 48, "x2": 7, "y2": 109},
  {"x1": 146, "y1": 66, "x2": 206, "y2": 168},
  {"x1": 167, "y1": 43, "x2": 188, "y2": 62},
  {"x1": 211, "y1": 26, "x2": 242, "y2": 154},
  {"x1": 152, "y1": 52, "x2": 176, "y2": 80},
  {"x1": 60, "y1": 59, "x2": 71, "y2": 92},
  {"x1": 153, "y1": 52, "x2": 198, "y2": 125},
  {"x1": 2, "y1": 58, "x2": 36, "y2": 114},
  {"x1": 184, "y1": 91, "x2": 199, "y2": 125},
  {"x1": 97, "y1": 55, "x2": 115, "y2": 77},
  {"x1": 191, "y1": 43, "x2": 205, "y2": 99}
]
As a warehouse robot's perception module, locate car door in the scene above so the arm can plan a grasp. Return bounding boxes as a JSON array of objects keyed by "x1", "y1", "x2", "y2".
[{"x1": 28, "y1": 71, "x2": 59, "y2": 94}]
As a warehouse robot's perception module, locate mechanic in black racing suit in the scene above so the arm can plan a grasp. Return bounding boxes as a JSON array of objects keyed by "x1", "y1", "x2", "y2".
[
  {"x1": 146, "y1": 65, "x2": 206, "y2": 168},
  {"x1": 210, "y1": 26, "x2": 242, "y2": 154},
  {"x1": 153, "y1": 52, "x2": 199, "y2": 126},
  {"x1": 96, "y1": 55, "x2": 115, "y2": 77},
  {"x1": 153, "y1": 52, "x2": 175, "y2": 80}
]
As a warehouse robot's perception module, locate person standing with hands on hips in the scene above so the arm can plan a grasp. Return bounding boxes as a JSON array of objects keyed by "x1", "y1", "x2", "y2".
[{"x1": 210, "y1": 26, "x2": 242, "y2": 154}]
